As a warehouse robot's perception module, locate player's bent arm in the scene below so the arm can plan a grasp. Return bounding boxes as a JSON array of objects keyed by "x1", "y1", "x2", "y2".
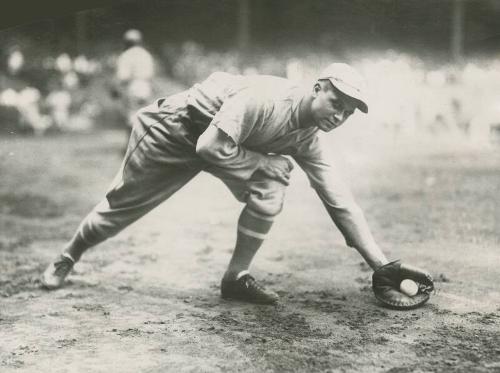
[
  {"x1": 295, "y1": 156, "x2": 388, "y2": 270},
  {"x1": 196, "y1": 124, "x2": 268, "y2": 180},
  {"x1": 196, "y1": 87, "x2": 293, "y2": 184}
]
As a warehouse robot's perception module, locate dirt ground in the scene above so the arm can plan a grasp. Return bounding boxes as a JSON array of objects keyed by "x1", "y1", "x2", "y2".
[{"x1": 1, "y1": 130, "x2": 499, "y2": 373}]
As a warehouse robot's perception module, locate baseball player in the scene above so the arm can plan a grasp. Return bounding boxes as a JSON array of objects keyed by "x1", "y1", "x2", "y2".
[
  {"x1": 115, "y1": 29, "x2": 155, "y2": 129},
  {"x1": 41, "y1": 63, "x2": 434, "y2": 308}
]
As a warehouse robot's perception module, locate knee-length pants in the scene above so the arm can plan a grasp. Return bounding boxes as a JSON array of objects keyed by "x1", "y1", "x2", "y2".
[{"x1": 76, "y1": 93, "x2": 287, "y2": 247}]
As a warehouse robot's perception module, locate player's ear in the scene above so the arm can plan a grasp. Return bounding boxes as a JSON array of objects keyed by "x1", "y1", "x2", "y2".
[{"x1": 312, "y1": 82, "x2": 321, "y2": 96}]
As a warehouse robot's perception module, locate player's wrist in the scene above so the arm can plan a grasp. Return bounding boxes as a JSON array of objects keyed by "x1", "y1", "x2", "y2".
[{"x1": 365, "y1": 254, "x2": 389, "y2": 271}]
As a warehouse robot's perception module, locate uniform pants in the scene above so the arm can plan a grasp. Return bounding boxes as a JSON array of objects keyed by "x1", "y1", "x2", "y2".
[{"x1": 76, "y1": 94, "x2": 287, "y2": 247}]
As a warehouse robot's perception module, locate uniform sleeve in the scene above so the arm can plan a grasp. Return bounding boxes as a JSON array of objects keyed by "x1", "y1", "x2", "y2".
[
  {"x1": 210, "y1": 87, "x2": 265, "y2": 144},
  {"x1": 197, "y1": 89, "x2": 269, "y2": 181},
  {"x1": 293, "y1": 135, "x2": 379, "y2": 250}
]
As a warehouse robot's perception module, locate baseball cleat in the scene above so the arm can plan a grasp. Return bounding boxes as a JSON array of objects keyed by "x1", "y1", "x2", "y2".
[
  {"x1": 40, "y1": 253, "x2": 75, "y2": 290},
  {"x1": 221, "y1": 273, "x2": 279, "y2": 304}
]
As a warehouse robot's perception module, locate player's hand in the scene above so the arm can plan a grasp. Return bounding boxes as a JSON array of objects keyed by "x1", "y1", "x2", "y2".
[{"x1": 258, "y1": 155, "x2": 294, "y2": 185}]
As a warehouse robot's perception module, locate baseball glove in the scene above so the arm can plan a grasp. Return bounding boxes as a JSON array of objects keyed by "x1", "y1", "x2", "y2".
[{"x1": 372, "y1": 260, "x2": 434, "y2": 310}]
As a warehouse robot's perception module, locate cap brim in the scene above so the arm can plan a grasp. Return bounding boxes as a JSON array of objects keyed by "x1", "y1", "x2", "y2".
[
  {"x1": 355, "y1": 99, "x2": 368, "y2": 114},
  {"x1": 326, "y1": 78, "x2": 368, "y2": 114}
]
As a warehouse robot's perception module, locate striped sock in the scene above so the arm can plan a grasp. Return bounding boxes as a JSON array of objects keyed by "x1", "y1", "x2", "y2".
[
  {"x1": 225, "y1": 206, "x2": 275, "y2": 278},
  {"x1": 237, "y1": 206, "x2": 274, "y2": 240}
]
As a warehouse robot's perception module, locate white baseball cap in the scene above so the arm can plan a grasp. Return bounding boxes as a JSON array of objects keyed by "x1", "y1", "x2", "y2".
[
  {"x1": 123, "y1": 29, "x2": 143, "y2": 43},
  {"x1": 318, "y1": 63, "x2": 369, "y2": 113}
]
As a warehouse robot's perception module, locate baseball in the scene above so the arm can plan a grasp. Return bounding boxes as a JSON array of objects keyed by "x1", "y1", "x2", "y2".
[{"x1": 400, "y1": 279, "x2": 419, "y2": 297}]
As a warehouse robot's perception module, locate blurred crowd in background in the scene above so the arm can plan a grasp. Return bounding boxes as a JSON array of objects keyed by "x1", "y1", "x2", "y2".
[{"x1": 1, "y1": 30, "x2": 500, "y2": 145}]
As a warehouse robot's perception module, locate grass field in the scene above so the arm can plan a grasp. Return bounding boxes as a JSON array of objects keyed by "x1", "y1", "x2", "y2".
[{"x1": 1, "y1": 130, "x2": 499, "y2": 373}]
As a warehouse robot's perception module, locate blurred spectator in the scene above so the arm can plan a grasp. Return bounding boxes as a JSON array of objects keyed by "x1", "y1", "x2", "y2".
[
  {"x1": 0, "y1": 89, "x2": 23, "y2": 133},
  {"x1": 55, "y1": 53, "x2": 72, "y2": 74},
  {"x1": 0, "y1": 88, "x2": 20, "y2": 107},
  {"x1": 73, "y1": 55, "x2": 91, "y2": 75},
  {"x1": 7, "y1": 46, "x2": 24, "y2": 76},
  {"x1": 18, "y1": 87, "x2": 51, "y2": 135},
  {"x1": 63, "y1": 71, "x2": 80, "y2": 90},
  {"x1": 0, "y1": 87, "x2": 50, "y2": 134},
  {"x1": 115, "y1": 29, "x2": 155, "y2": 129},
  {"x1": 73, "y1": 55, "x2": 101, "y2": 87},
  {"x1": 45, "y1": 79, "x2": 72, "y2": 131}
]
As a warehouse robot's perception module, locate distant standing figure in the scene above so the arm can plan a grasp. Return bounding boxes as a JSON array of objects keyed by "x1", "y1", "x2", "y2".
[{"x1": 116, "y1": 29, "x2": 155, "y2": 130}]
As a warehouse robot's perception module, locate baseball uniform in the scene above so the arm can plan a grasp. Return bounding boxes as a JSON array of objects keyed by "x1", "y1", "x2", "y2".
[{"x1": 74, "y1": 72, "x2": 378, "y2": 252}]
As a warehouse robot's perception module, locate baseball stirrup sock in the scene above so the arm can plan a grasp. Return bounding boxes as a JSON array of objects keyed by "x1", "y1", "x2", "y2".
[
  {"x1": 226, "y1": 207, "x2": 275, "y2": 276},
  {"x1": 237, "y1": 207, "x2": 274, "y2": 240}
]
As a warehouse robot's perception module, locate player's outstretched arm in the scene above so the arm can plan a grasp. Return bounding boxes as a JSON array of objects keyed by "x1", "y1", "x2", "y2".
[
  {"x1": 294, "y1": 143, "x2": 434, "y2": 309},
  {"x1": 298, "y1": 159, "x2": 436, "y2": 308},
  {"x1": 318, "y1": 197, "x2": 388, "y2": 270},
  {"x1": 294, "y1": 146, "x2": 388, "y2": 269}
]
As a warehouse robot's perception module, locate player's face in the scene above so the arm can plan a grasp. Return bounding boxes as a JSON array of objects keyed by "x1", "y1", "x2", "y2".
[{"x1": 310, "y1": 83, "x2": 358, "y2": 132}]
